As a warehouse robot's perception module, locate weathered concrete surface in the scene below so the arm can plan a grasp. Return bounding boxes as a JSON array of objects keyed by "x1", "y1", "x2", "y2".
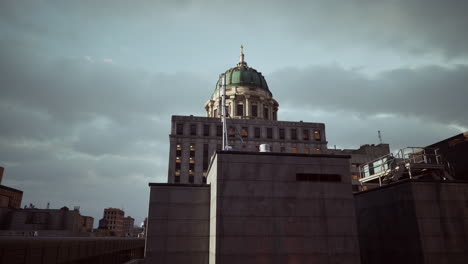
[
  {"x1": 145, "y1": 184, "x2": 210, "y2": 264},
  {"x1": 355, "y1": 180, "x2": 468, "y2": 264},
  {"x1": 208, "y1": 151, "x2": 360, "y2": 264}
]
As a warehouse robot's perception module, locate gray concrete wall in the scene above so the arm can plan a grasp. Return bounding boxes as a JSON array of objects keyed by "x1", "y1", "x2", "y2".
[
  {"x1": 208, "y1": 151, "x2": 360, "y2": 264},
  {"x1": 355, "y1": 180, "x2": 468, "y2": 264},
  {"x1": 146, "y1": 184, "x2": 210, "y2": 264}
]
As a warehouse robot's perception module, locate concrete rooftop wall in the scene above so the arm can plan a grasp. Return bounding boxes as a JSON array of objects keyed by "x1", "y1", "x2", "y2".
[
  {"x1": 208, "y1": 152, "x2": 360, "y2": 264},
  {"x1": 355, "y1": 180, "x2": 468, "y2": 264},
  {"x1": 146, "y1": 184, "x2": 210, "y2": 264}
]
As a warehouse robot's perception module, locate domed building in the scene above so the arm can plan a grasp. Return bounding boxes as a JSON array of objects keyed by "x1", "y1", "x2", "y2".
[
  {"x1": 167, "y1": 47, "x2": 329, "y2": 184},
  {"x1": 205, "y1": 46, "x2": 279, "y2": 121}
]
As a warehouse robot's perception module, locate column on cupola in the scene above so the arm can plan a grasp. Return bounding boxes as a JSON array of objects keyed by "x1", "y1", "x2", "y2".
[
  {"x1": 258, "y1": 97, "x2": 264, "y2": 120},
  {"x1": 245, "y1": 95, "x2": 250, "y2": 117}
]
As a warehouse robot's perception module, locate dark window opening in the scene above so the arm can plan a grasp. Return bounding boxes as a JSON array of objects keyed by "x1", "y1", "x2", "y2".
[
  {"x1": 263, "y1": 107, "x2": 269, "y2": 119},
  {"x1": 279, "y1": 128, "x2": 285, "y2": 139},
  {"x1": 175, "y1": 163, "x2": 181, "y2": 170},
  {"x1": 291, "y1": 129, "x2": 297, "y2": 140},
  {"x1": 176, "y1": 124, "x2": 184, "y2": 135},
  {"x1": 254, "y1": 127, "x2": 261, "y2": 138},
  {"x1": 202, "y1": 177, "x2": 207, "y2": 183},
  {"x1": 216, "y1": 125, "x2": 222, "y2": 137},
  {"x1": 237, "y1": 104, "x2": 243, "y2": 116},
  {"x1": 252, "y1": 105, "x2": 258, "y2": 117},
  {"x1": 203, "y1": 125, "x2": 210, "y2": 136},
  {"x1": 296, "y1": 173, "x2": 341, "y2": 182},
  {"x1": 174, "y1": 176, "x2": 180, "y2": 183},
  {"x1": 188, "y1": 175, "x2": 194, "y2": 183},
  {"x1": 190, "y1": 124, "x2": 197, "y2": 136},
  {"x1": 267, "y1": 128, "x2": 273, "y2": 139},
  {"x1": 203, "y1": 144, "x2": 209, "y2": 170},
  {"x1": 303, "y1": 129, "x2": 309, "y2": 140}
]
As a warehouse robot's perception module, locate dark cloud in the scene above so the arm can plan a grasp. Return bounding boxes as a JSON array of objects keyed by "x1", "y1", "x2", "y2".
[
  {"x1": 270, "y1": 64, "x2": 468, "y2": 128},
  {"x1": 1, "y1": 0, "x2": 467, "y2": 226}
]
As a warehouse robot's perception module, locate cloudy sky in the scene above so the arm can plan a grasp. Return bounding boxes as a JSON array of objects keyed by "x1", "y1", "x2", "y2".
[{"x1": 1, "y1": 0, "x2": 467, "y2": 226}]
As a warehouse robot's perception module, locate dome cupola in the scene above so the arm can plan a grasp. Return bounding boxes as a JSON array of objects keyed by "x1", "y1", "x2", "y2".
[{"x1": 205, "y1": 46, "x2": 279, "y2": 120}]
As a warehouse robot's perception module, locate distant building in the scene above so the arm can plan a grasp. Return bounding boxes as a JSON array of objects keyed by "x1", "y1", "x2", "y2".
[
  {"x1": 0, "y1": 167, "x2": 23, "y2": 209},
  {"x1": 123, "y1": 216, "x2": 135, "y2": 236},
  {"x1": 328, "y1": 144, "x2": 390, "y2": 191},
  {"x1": 426, "y1": 131, "x2": 468, "y2": 180},
  {"x1": 0, "y1": 206, "x2": 93, "y2": 237},
  {"x1": 101, "y1": 208, "x2": 125, "y2": 236},
  {"x1": 167, "y1": 48, "x2": 388, "y2": 187}
]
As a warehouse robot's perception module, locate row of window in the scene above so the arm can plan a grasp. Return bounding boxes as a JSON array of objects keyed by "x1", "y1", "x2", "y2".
[
  {"x1": 213, "y1": 103, "x2": 275, "y2": 119},
  {"x1": 176, "y1": 123, "x2": 322, "y2": 141},
  {"x1": 174, "y1": 143, "x2": 323, "y2": 184}
]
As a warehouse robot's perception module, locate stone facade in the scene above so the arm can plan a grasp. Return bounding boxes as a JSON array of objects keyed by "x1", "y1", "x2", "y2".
[
  {"x1": 102, "y1": 208, "x2": 125, "y2": 236},
  {"x1": 168, "y1": 115, "x2": 327, "y2": 184},
  {"x1": 123, "y1": 216, "x2": 135, "y2": 236}
]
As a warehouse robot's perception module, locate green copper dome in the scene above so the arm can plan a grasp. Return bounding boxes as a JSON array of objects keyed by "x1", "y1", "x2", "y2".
[
  {"x1": 216, "y1": 66, "x2": 270, "y2": 91},
  {"x1": 214, "y1": 45, "x2": 271, "y2": 95}
]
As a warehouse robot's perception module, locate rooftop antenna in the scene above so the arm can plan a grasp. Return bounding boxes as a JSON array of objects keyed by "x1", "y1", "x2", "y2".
[
  {"x1": 378, "y1": 130, "x2": 383, "y2": 144},
  {"x1": 221, "y1": 73, "x2": 231, "y2": 150}
]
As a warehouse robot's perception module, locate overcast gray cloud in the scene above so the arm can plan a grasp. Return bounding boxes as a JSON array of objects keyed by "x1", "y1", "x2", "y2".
[{"x1": 0, "y1": 0, "x2": 467, "y2": 225}]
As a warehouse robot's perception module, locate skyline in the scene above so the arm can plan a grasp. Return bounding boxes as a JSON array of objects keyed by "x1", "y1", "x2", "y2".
[{"x1": 1, "y1": 0, "x2": 467, "y2": 225}]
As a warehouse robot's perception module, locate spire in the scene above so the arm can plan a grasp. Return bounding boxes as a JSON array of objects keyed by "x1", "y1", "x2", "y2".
[{"x1": 237, "y1": 45, "x2": 247, "y2": 67}]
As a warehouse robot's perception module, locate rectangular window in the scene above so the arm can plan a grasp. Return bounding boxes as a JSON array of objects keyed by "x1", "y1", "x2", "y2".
[
  {"x1": 303, "y1": 129, "x2": 309, "y2": 140},
  {"x1": 314, "y1": 130, "x2": 321, "y2": 141},
  {"x1": 241, "y1": 127, "x2": 248, "y2": 138},
  {"x1": 263, "y1": 107, "x2": 269, "y2": 119},
  {"x1": 267, "y1": 128, "x2": 273, "y2": 139},
  {"x1": 316, "y1": 148, "x2": 321, "y2": 154},
  {"x1": 203, "y1": 144, "x2": 209, "y2": 170},
  {"x1": 190, "y1": 144, "x2": 195, "y2": 157},
  {"x1": 296, "y1": 173, "x2": 341, "y2": 182},
  {"x1": 175, "y1": 170, "x2": 181, "y2": 176},
  {"x1": 292, "y1": 147, "x2": 298, "y2": 153},
  {"x1": 190, "y1": 124, "x2": 197, "y2": 136},
  {"x1": 237, "y1": 104, "x2": 243, "y2": 116},
  {"x1": 291, "y1": 129, "x2": 297, "y2": 140},
  {"x1": 174, "y1": 176, "x2": 180, "y2": 183},
  {"x1": 279, "y1": 128, "x2": 285, "y2": 139},
  {"x1": 176, "y1": 123, "x2": 184, "y2": 135},
  {"x1": 229, "y1": 126, "x2": 235, "y2": 137},
  {"x1": 203, "y1": 125, "x2": 210, "y2": 136},
  {"x1": 252, "y1": 105, "x2": 258, "y2": 117},
  {"x1": 189, "y1": 163, "x2": 195, "y2": 170},
  {"x1": 176, "y1": 144, "x2": 182, "y2": 157},
  {"x1": 304, "y1": 147, "x2": 310, "y2": 154},
  {"x1": 254, "y1": 127, "x2": 261, "y2": 138},
  {"x1": 189, "y1": 175, "x2": 194, "y2": 183},
  {"x1": 216, "y1": 125, "x2": 222, "y2": 137},
  {"x1": 175, "y1": 163, "x2": 181, "y2": 170}
]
